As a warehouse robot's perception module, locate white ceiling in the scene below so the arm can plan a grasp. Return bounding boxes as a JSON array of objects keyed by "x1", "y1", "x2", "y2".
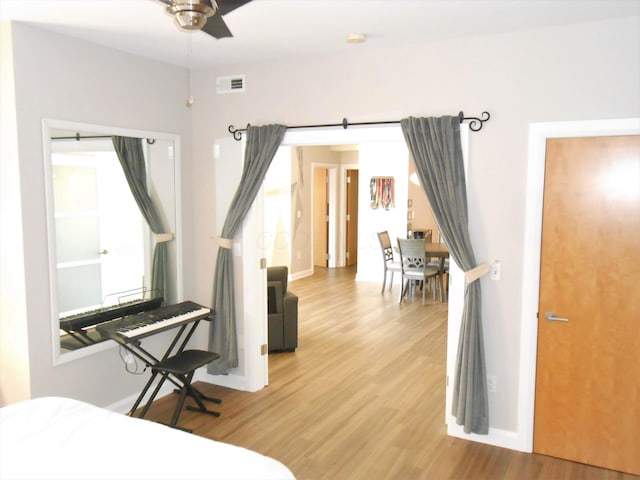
[{"x1": 1, "y1": 0, "x2": 638, "y2": 69}]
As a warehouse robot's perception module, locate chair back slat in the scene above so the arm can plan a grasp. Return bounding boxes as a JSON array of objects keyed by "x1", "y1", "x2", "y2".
[
  {"x1": 376, "y1": 231, "x2": 402, "y2": 294},
  {"x1": 397, "y1": 238, "x2": 427, "y2": 271},
  {"x1": 377, "y1": 231, "x2": 396, "y2": 264},
  {"x1": 397, "y1": 238, "x2": 440, "y2": 304}
]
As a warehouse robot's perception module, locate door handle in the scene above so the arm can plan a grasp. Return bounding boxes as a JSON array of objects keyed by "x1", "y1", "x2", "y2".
[
  {"x1": 99, "y1": 249, "x2": 109, "y2": 255},
  {"x1": 545, "y1": 311, "x2": 569, "y2": 322}
]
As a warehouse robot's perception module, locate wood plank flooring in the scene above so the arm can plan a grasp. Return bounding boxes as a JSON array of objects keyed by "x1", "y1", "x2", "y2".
[{"x1": 142, "y1": 267, "x2": 638, "y2": 480}]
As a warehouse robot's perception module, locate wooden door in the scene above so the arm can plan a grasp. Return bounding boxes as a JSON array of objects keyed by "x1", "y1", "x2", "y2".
[
  {"x1": 534, "y1": 135, "x2": 640, "y2": 475},
  {"x1": 345, "y1": 169, "x2": 359, "y2": 266},
  {"x1": 313, "y1": 168, "x2": 328, "y2": 267}
]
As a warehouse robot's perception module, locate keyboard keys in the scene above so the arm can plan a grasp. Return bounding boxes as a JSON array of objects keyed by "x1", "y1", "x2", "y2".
[
  {"x1": 118, "y1": 307, "x2": 210, "y2": 338},
  {"x1": 97, "y1": 302, "x2": 212, "y2": 342}
]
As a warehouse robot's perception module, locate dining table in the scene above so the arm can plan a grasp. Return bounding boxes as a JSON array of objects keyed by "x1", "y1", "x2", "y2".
[{"x1": 425, "y1": 242, "x2": 449, "y2": 302}]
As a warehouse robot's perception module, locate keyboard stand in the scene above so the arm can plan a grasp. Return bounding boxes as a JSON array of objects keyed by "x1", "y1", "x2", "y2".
[{"x1": 111, "y1": 314, "x2": 222, "y2": 430}]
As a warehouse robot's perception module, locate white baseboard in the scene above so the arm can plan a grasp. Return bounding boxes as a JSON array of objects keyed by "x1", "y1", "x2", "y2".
[
  {"x1": 447, "y1": 423, "x2": 527, "y2": 452},
  {"x1": 196, "y1": 370, "x2": 256, "y2": 391},
  {"x1": 290, "y1": 268, "x2": 313, "y2": 282},
  {"x1": 105, "y1": 381, "x2": 177, "y2": 414},
  {"x1": 105, "y1": 366, "x2": 231, "y2": 414}
]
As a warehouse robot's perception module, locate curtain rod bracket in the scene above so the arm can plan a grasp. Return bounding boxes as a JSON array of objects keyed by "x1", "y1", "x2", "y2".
[{"x1": 228, "y1": 110, "x2": 491, "y2": 141}]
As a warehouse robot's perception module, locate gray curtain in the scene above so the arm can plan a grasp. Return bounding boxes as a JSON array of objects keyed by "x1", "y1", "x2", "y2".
[
  {"x1": 112, "y1": 136, "x2": 169, "y2": 301},
  {"x1": 400, "y1": 116, "x2": 489, "y2": 434},
  {"x1": 208, "y1": 124, "x2": 287, "y2": 375}
]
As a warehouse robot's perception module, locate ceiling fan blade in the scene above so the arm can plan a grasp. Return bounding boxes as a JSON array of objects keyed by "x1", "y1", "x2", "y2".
[
  {"x1": 216, "y1": 0, "x2": 254, "y2": 16},
  {"x1": 201, "y1": 14, "x2": 233, "y2": 39},
  {"x1": 158, "y1": 0, "x2": 254, "y2": 39},
  {"x1": 201, "y1": 0, "x2": 253, "y2": 38}
]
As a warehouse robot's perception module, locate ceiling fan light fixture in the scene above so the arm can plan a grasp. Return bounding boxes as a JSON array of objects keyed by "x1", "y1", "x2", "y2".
[{"x1": 168, "y1": 0, "x2": 218, "y2": 31}]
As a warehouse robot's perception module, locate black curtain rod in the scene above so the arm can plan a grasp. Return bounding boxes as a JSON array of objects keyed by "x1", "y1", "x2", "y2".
[
  {"x1": 228, "y1": 110, "x2": 490, "y2": 141},
  {"x1": 51, "y1": 133, "x2": 155, "y2": 144}
]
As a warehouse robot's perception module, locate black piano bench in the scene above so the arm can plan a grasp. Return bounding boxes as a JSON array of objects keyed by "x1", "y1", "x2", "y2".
[{"x1": 151, "y1": 349, "x2": 222, "y2": 432}]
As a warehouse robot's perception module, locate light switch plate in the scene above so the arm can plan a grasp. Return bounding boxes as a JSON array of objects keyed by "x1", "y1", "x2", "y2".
[{"x1": 490, "y1": 261, "x2": 502, "y2": 280}]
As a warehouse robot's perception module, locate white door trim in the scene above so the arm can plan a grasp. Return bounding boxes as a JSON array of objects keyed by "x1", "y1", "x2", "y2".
[
  {"x1": 202, "y1": 136, "x2": 268, "y2": 392},
  {"x1": 519, "y1": 117, "x2": 640, "y2": 452}
]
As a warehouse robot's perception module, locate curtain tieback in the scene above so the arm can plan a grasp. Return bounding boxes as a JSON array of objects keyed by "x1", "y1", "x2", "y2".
[
  {"x1": 464, "y1": 262, "x2": 490, "y2": 283},
  {"x1": 216, "y1": 236, "x2": 233, "y2": 249},
  {"x1": 154, "y1": 233, "x2": 174, "y2": 243}
]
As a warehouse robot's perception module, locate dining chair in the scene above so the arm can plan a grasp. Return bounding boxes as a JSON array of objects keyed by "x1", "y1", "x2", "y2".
[
  {"x1": 376, "y1": 231, "x2": 402, "y2": 293},
  {"x1": 397, "y1": 238, "x2": 439, "y2": 305}
]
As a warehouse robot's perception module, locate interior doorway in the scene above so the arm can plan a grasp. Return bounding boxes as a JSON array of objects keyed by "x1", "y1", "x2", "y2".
[
  {"x1": 520, "y1": 118, "x2": 640, "y2": 455},
  {"x1": 310, "y1": 162, "x2": 360, "y2": 271},
  {"x1": 345, "y1": 169, "x2": 359, "y2": 266},
  {"x1": 313, "y1": 168, "x2": 329, "y2": 267},
  {"x1": 275, "y1": 126, "x2": 467, "y2": 441},
  {"x1": 218, "y1": 125, "x2": 466, "y2": 439},
  {"x1": 533, "y1": 135, "x2": 639, "y2": 474}
]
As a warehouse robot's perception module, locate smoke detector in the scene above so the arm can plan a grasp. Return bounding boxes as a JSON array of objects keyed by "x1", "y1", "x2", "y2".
[{"x1": 346, "y1": 33, "x2": 367, "y2": 44}]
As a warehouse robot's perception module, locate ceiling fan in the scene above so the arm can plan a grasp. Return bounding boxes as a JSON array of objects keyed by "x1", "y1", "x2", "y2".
[{"x1": 156, "y1": 0, "x2": 254, "y2": 38}]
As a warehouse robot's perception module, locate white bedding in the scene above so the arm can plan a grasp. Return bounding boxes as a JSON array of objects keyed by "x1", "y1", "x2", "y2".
[{"x1": 0, "y1": 397, "x2": 295, "y2": 480}]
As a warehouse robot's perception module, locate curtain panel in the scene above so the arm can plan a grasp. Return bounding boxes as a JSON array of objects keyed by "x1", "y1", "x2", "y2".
[
  {"x1": 112, "y1": 136, "x2": 170, "y2": 301},
  {"x1": 400, "y1": 116, "x2": 489, "y2": 434},
  {"x1": 208, "y1": 124, "x2": 287, "y2": 375}
]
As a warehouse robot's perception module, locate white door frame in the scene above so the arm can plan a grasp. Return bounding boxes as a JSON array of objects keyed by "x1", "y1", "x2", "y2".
[
  {"x1": 518, "y1": 117, "x2": 640, "y2": 452},
  {"x1": 202, "y1": 136, "x2": 268, "y2": 392},
  {"x1": 240, "y1": 124, "x2": 464, "y2": 429}
]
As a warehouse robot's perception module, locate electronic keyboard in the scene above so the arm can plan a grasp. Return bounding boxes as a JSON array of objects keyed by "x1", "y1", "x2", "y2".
[
  {"x1": 59, "y1": 297, "x2": 163, "y2": 332},
  {"x1": 97, "y1": 301, "x2": 213, "y2": 343}
]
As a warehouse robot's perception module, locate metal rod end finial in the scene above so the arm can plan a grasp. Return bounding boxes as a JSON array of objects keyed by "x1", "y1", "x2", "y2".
[{"x1": 228, "y1": 125, "x2": 243, "y2": 141}]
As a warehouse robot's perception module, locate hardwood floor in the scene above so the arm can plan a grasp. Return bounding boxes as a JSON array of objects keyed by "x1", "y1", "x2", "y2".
[{"x1": 143, "y1": 267, "x2": 637, "y2": 480}]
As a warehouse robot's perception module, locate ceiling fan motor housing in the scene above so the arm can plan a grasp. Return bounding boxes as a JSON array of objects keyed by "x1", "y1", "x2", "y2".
[{"x1": 168, "y1": 0, "x2": 218, "y2": 30}]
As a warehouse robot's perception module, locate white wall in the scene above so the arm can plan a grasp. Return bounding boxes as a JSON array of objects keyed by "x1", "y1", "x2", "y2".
[
  {"x1": 263, "y1": 146, "x2": 292, "y2": 268},
  {"x1": 190, "y1": 16, "x2": 640, "y2": 438},
  {"x1": 2, "y1": 14, "x2": 638, "y2": 447},
  {"x1": 355, "y1": 142, "x2": 409, "y2": 283},
  {"x1": 0, "y1": 22, "x2": 31, "y2": 405},
  {"x1": 0, "y1": 23, "x2": 193, "y2": 408}
]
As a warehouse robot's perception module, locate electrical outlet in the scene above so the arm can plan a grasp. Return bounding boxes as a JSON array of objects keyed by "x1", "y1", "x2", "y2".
[{"x1": 487, "y1": 375, "x2": 496, "y2": 393}]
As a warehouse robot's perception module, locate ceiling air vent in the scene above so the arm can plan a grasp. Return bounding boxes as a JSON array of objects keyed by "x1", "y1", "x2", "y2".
[{"x1": 216, "y1": 75, "x2": 245, "y2": 94}]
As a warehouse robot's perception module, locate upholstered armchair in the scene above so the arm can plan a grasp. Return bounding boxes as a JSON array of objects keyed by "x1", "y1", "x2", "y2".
[{"x1": 267, "y1": 266, "x2": 298, "y2": 352}]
